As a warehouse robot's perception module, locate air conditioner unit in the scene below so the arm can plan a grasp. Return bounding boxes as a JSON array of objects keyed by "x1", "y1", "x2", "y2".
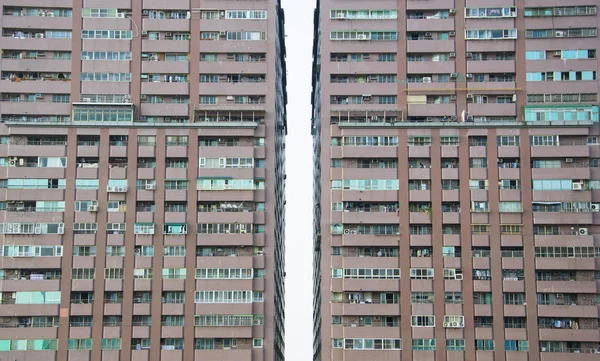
[
  {"x1": 579, "y1": 227, "x2": 589, "y2": 235},
  {"x1": 35, "y1": 94, "x2": 43, "y2": 98},
  {"x1": 107, "y1": 185, "x2": 116, "y2": 192},
  {"x1": 541, "y1": 348, "x2": 547, "y2": 352},
  {"x1": 141, "y1": 30, "x2": 148, "y2": 36},
  {"x1": 591, "y1": 349, "x2": 599, "y2": 354},
  {"x1": 142, "y1": 10, "x2": 149, "y2": 15},
  {"x1": 466, "y1": 52, "x2": 473, "y2": 57},
  {"x1": 82, "y1": 97, "x2": 92, "y2": 102},
  {"x1": 336, "y1": 13, "x2": 344, "y2": 19},
  {"x1": 450, "y1": 73, "x2": 458, "y2": 78},
  {"x1": 466, "y1": 94, "x2": 473, "y2": 99},
  {"x1": 34, "y1": 225, "x2": 42, "y2": 234},
  {"x1": 591, "y1": 204, "x2": 600, "y2": 212},
  {"x1": 357, "y1": 34, "x2": 368, "y2": 40},
  {"x1": 450, "y1": 95, "x2": 457, "y2": 101},
  {"x1": 145, "y1": 183, "x2": 155, "y2": 190},
  {"x1": 565, "y1": 158, "x2": 573, "y2": 163},
  {"x1": 117, "y1": 13, "x2": 125, "y2": 18},
  {"x1": 425, "y1": 32, "x2": 432, "y2": 37},
  {"x1": 449, "y1": 52, "x2": 456, "y2": 57},
  {"x1": 140, "y1": 94, "x2": 147, "y2": 100},
  {"x1": 449, "y1": 31, "x2": 456, "y2": 37},
  {"x1": 116, "y1": 186, "x2": 127, "y2": 193},
  {"x1": 88, "y1": 205, "x2": 98, "y2": 212},
  {"x1": 572, "y1": 182, "x2": 583, "y2": 190},
  {"x1": 452, "y1": 322, "x2": 460, "y2": 327},
  {"x1": 555, "y1": 32, "x2": 564, "y2": 37},
  {"x1": 361, "y1": 94, "x2": 372, "y2": 101},
  {"x1": 455, "y1": 274, "x2": 463, "y2": 280},
  {"x1": 226, "y1": 96, "x2": 234, "y2": 101},
  {"x1": 57, "y1": 224, "x2": 64, "y2": 234},
  {"x1": 165, "y1": 32, "x2": 173, "y2": 37},
  {"x1": 466, "y1": 73, "x2": 473, "y2": 78},
  {"x1": 449, "y1": 8, "x2": 456, "y2": 14},
  {"x1": 443, "y1": 322, "x2": 451, "y2": 327},
  {"x1": 219, "y1": 31, "x2": 227, "y2": 36},
  {"x1": 553, "y1": 51, "x2": 562, "y2": 57},
  {"x1": 220, "y1": 10, "x2": 226, "y2": 17},
  {"x1": 422, "y1": 77, "x2": 432, "y2": 83},
  {"x1": 18, "y1": 158, "x2": 24, "y2": 166}
]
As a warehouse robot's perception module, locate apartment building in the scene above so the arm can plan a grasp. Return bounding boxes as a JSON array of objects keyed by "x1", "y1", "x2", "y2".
[
  {"x1": 312, "y1": 1, "x2": 600, "y2": 361},
  {"x1": 0, "y1": 1, "x2": 287, "y2": 361}
]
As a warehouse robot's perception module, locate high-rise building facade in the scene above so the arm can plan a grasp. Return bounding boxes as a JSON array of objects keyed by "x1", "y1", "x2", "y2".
[
  {"x1": 0, "y1": 1, "x2": 287, "y2": 361},
  {"x1": 312, "y1": 1, "x2": 599, "y2": 361}
]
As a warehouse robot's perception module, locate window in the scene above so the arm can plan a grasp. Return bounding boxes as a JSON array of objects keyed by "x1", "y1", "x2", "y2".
[
  {"x1": 162, "y1": 268, "x2": 187, "y2": 279},
  {"x1": 73, "y1": 246, "x2": 96, "y2": 257},
  {"x1": 505, "y1": 340, "x2": 528, "y2": 351},
  {"x1": 81, "y1": 51, "x2": 131, "y2": 60},
  {"x1": 331, "y1": 179, "x2": 399, "y2": 191},
  {"x1": 81, "y1": 30, "x2": 132, "y2": 39},
  {"x1": 165, "y1": 180, "x2": 188, "y2": 190},
  {"x1": 80, "y1": 73, "x2": 131, "y2": 82},
  {"x1": 525, "y1": 6, "x2": 597, "y2": 17},
  {"x1": 82, "y1": 8, "x2": 118, "y2": 17},
  {"x1": 15, "y1": 291, "x2": 61, "y2": 304},
  {"x1": 499, "y1": 202, "x2": 522, "y2": 212},
  {"x1": 497, "y1": 136, "x2": 519, "y2": 146},
  {"x1": 253, "y1": 339, "x2": 263, "y2": 348},
  {"x1": 101, "y1": 338, "x2": 121, "y2": 350},
  {"x1": 465, "y1": 7, "x2": 517, "y2": 18},
  {"x1": 441, "y1": 136, "x2": 459, "y2": 145},
  {"x1": 226, "y1": 10, "x2": 267, "y2": 19},
  {"x1": 226, "y1": 31, "x2": 266, "y2": 41},
  {"x1": 333, "y1": 268, "x2": 400, "y2": 279},
  {"x1": 0, "y1": 339, "x2": 58, "y2": 351},
  {"x1": 72, "y1": 269, "x2": 95, "y2": 280},
  {"x1": 413, "y1": 339, "x2": 436, "y2": 351},
  {"x1": 504, "y1": 293, "x2": 525, "y2": 305},
  {"x1": 68, "y1": 339, "x2": 92, "y2": 350},
  {"x1": 330, "y1": 9, "x2": 397, "y2": 19},
  {"x1": 195, "y1": 268, "x2": 253, "y2": 279},
  {"x1": 412, "y1": 315, "x2": 435, "y2": 327},
  {"x1": 530, "y1": 135, "x2": 559, "y2": 146},
  {"x1": 104, "y1": 268, "x2": 124, "y2": 279},
  {"x1": 330, "y1": 31, "x2": 397, "y2": 41},
  {"x1": 199, "y1": 96, "x2": 217, "y2": 104},
  {"x1": 73, "y1": 223, "x2": 97, "y2": 234},
  {"x1": 164, "y1": 246, "x2": 186, "y2": 257},
  {"x1": 343, "y1": 338, "x2": 401, "y2": 350},
  {"x1": 525, "y1": 28, "x2": 597, "y2": 38},
  {"x1": 166, "y1": 136, "x2": 188, "y2": 146},
  {"x1": 446, "y1": 339, "x2": 465, "y2": 351},
  {"x1": 408, "y1": 136, "x2": 431, "y2": 146},
  {"x1": 133, "y1": 269, "x2": 153, "y2": 279},
  {"x1": 194, "y1": 291, "x2": 256, "y2": 303},
  {"x1": 465, "y1": 29, "x2": 517, "y2": 39},
  {"x1": 410, "y1": 268, "x2": 434, "y2": 279},
  {"x1": 476, "y1": 340, "x2": 495, "y2": 351}
]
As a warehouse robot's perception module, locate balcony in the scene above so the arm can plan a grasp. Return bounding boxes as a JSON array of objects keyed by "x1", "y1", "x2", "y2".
[
  {"x1": 141, "y1": 60, "x2": 189, "y2": 74},
  {"x1": 536, "y1": 258, "x2": 596, "y2": 270},
  {"x1": 141, "y1": 39, "x2": 189, "y2": 53},
  {"x1": 467, "y1": 81, "x2": 517, "y2": 92},
  {"x1": 142, "y1": 19, "x2": 190, "y2": 32},
  {"x1": 407, "y1": 40, "x2": 455, "y2": 53},
  {"x1": 408, "y1": 103, "x2": 456, "y2": 117},
  {"x1": 531, "y1": 168, "x2": 591, "y2": 180},
  {"x1": 533, "y1": 212, "x2": 593, "y2": 224},
  {"x1": 141, "y1": 82, "x2": 189, "y2": 95},
  {"x1": 539, "y1": 328, "x2": 600, "y2": 342},
  {"x1": 1, "y1": 58, "x2": 71, "y2": 73},
  {"x1": 538, "y1": 304, "x2": 599, "y2": 318},
  {"x1": 407, "y1": 18, "x2": 455, "y2": 32},
  {"x1": 198, "y1": 81, "x2": 268, "y2": 96},
  {"x1": 0, "y1": 101, "x2": 70, "y2": 116},
  {"x1": 0, "y1": 36, "x2": 71, "y2": 51},
  {"x1": 468, "y1": 103, "x2": 516, "y2": 117},
  {"x1": 140, "y1": 103, "x2": 189, "y2": 116},
  {"x1": 407, "y1": 60, "x2": 456, "y2": 74},
  {"x1": 0, "y1": 79, "x2": 70, "y2": 94},
  {"x1": 467, "y1": 60, "x2": 516, "y2": 74},
  {"x1": 530, "y1": 145, "x2": 590, "y2": 158}
]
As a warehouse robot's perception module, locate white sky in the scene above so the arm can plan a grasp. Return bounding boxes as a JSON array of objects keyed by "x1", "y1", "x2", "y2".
[{"x1": 283, "y1": 0, "x2": 315, "y2": 359}]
